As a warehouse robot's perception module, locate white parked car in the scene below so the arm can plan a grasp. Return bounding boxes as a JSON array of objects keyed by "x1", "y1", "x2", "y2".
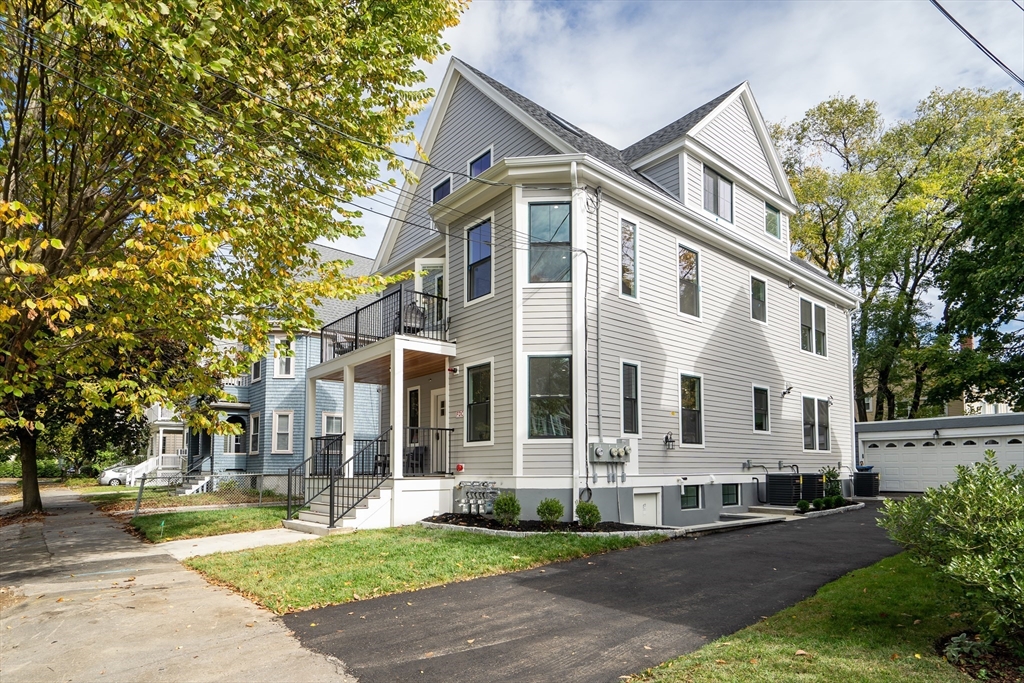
[{"x1": 97, "y1": 466, "x2": 131, "y2": 486}]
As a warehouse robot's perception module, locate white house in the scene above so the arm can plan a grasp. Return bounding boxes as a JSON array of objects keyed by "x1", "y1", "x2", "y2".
[{"x1": 293, "y1": 58, "x2": 860, "y2": 531}]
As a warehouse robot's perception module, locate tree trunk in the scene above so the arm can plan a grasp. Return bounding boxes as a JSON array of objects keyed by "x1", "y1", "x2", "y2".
[
  {"x1": 18, "y1": 427, "x2": 43, "y2": 513},
  {"x1": 908, "y1": 363, "x2": 926, "y2": 419},
  {"x1": 855, "y1": 376, "x2": 868, "y2": 422}
]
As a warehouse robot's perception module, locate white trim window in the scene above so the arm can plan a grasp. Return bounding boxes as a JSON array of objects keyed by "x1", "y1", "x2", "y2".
[
  {"x1": 249, "y1": 413, "x2": 260, "y2": 454},
  {"x1": 529, "y1": 203, "x2": 572, "y2": 283},
  {"x1": 751, "y1": 276, "x2": 767, "y2": 323},
  {"x1": 802, "y1": 396, "x2": 831, "y2": 451},
  {"x1": 250, "y1": 358, "x2": 262, "y2": 383},
  {"x1": 467, "y1": 220, "x2": 492, "y2": 301},
  {"x1": 274, "y1": 336, "x2": 296, "y2": 378},
  {"x1": 620, "y1": 218, "x2": 637, "y2": 299},
  {"x1": 722, "y1": 483, "x2": 740, "y2": 507},
  {"x1": 679, "y1": 373, "x2": 703, "y2": 445},
  {"x1": 432, "y1": 177, "x2": 452, "y2": 204},
  {"x1": 323, "y1": 412, "x2": 343, "y2": 436},
  {"x1": 681, "y1": 484, "x2": 702, "y2": 510},
  {"x1": 466, "y1": 362, "x2": 492, "y2": 443},
  {"x1": 753, "y1": 385, "x2": 770, "y2": 432},
  {"x1": 703, "y1": 165, "x2": 733, "y2": 221},
  {"x1": 800, "y1": 298, "x2": 827, "y2": 356},
  {"x1": 678, "y1": 244, "x2": 700, "y2": 318},
  {"x1": 528, "y1": 356, "x2": 572, "y2": 438},
  {"x1": 622, "y1": 361, "x2": 640, "y2": 436},
  {"x1": 271, "y1": 411, "x2": 294, "y2": 454},
  {"x1": 468, "y1": 148, "x2": 492, "y2": 178},
  {"x1": 765, "y1": 203, "x2": 781, "y2": 239}
]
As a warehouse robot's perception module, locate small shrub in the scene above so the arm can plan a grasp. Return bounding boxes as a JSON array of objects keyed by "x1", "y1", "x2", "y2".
[
  {"x1": 880, "y1": 451, "x2": 1024, "y2": 650},
  {"x1": 823, "y1": 497, "x2": 836, "y2": 509},
  {"x1": 536, "y1": 498, "x2": 564, "y2": 527},
  {"x1": 492, "y1": 492, "x2": 520, "y2": 527},
  {"x1": 576, "y1": 500, "x2": 601, "y2": 529},
  {"x1": 944, "y1": 633, "x2": 989, "y2": 664},
  {"x1": 811, "y1": 498, "x2": 825, "y2": 511},
  {"x1": 796, "y1": 500, "x2": 811, "y2": 513},
  {"x1": 820, "y1": 465, "x2": 842, "y2": 497},
  {"x1": 0, "y1": 459, "x2": 21, "y2": 478},
  {"x1": 830, "y1": 495, "x2": 845, "y2": 508}
]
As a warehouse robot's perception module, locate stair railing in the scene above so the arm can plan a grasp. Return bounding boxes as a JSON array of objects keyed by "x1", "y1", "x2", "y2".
[
  {"x1": 327, "y1": 428, "x2": 392, "y2": 528},
  {"x1": 286, "y1": 434, "x2": 344, "y2": 519}
]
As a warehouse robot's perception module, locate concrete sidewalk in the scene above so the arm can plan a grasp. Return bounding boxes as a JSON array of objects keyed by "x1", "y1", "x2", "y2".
[
  {"x1": 160, "y1": 527, "x2": 317, "y2": 560},
  {"x1": 0, "y1": 489, "x2": 353, "y2": 683}
]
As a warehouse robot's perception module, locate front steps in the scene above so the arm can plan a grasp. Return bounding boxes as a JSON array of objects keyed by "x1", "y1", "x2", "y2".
[
  {"x1": 285, "y1": 481, "x2": 394, "y2": 533},
  {"x1": 176, "y1": 476, "x2": 212, "y2": 495}
]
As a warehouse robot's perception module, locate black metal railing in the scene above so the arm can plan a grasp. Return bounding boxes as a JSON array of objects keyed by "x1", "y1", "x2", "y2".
[
  {"x1": 310, "y1": 434, "x2": 345, "y2": 475},
  {"x1": 403, "y1": 427, "x2": 453, "y2": 476},
  {"x1": 186, "y1": 455, "x2": 213, "y2": 476},
  {"x1": 327, "y1": 429, "x2": 393, "y2": 527},
  {"x1": 321, "y1": 288, "x2": 447, "y2": 362}
]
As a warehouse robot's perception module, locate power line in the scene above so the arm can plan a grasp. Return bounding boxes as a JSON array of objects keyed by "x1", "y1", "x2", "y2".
[
  {"x1": 929, "y1": 0, "x2": 1024, "y2": 88},
  {"x1": 1012, "y1": 0, "x2": 1024, "y2": 13}
]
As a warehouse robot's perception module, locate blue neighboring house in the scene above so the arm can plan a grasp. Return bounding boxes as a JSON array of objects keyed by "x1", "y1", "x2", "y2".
[{"x1": 182, "y1": 245, "x2": 382, "y2": 474}]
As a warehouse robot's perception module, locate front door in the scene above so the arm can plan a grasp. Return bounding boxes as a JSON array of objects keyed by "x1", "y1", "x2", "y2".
[{"x1": 431, "y1": 388, "x2": 446, "y2": 475}]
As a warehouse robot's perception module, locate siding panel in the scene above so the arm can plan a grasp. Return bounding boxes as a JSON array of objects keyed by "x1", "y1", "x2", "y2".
[
  {"x1": 642, "y1": 155, "x2": 680, "y2": 198},
  {"x1": 695, "y1": 99, "x2": 778, "y2": 192}
]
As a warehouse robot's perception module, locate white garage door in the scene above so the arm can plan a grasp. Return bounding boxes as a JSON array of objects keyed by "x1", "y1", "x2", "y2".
[{"x1": 863, "y1": 436, "x2": 1024, "y2": 492}]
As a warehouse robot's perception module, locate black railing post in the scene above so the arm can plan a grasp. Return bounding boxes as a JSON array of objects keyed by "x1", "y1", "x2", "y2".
[
  {"x1": 328, "y1": 466, "x2": 336, "y2": 529},
  {"x1": 287, "y1": 468, "x2": 292, "y2": 519}
]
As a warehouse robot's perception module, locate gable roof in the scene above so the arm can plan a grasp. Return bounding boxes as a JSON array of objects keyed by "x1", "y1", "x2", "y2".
[
  {"x1": 307, "y1": 244, "x2": 377, "y2": 326},
  {"x1": 622, "y1": 84, "x2": 743, "y2": 164}
]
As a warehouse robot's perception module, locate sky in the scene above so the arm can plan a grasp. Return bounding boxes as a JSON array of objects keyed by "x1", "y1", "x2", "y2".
[{"x1": 328, "y1": 0, "x2": 1024, "y2": 260}]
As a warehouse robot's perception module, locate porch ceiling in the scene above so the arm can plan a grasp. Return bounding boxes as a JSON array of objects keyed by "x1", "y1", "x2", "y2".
[{"x1": 353, "y1": 350, "x2": 447, "y2": 385}]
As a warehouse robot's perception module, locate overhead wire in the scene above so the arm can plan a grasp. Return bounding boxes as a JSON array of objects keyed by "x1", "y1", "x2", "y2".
[{"x1": 929, "y1": 0, "x2": 1024, "y2": 88}]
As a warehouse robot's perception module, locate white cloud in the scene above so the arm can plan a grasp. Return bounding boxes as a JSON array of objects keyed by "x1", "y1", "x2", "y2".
[{"x1": 330, "y1": 0, "x2": 1023, "y2": 259}]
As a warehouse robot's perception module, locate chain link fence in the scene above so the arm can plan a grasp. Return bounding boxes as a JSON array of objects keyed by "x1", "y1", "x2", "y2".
[{"x1": 88, "y1": 473, "x2": 303, "y2": 517}]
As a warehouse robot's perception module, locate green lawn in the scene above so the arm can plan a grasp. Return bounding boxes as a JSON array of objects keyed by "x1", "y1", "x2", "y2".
[
  {"x1": 131, "y1": 506, "x2": 289, "y2": 542},
  {"x1": 83, "y1": 486, "x2": 287, "y2": 512},
  {"x1": 186, "y1": 525, "x2": 666, "y2": 613},
  {"x1": 629, "y1": 553, "x2": 972, "y2": 683}
]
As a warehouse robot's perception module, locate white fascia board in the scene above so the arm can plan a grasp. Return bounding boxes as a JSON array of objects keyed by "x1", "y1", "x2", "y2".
[{"x1": 570, "y1": 156, "x2": 860, "y2": 309}]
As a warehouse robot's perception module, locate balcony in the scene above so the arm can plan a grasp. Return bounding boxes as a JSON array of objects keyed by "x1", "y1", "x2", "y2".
[
  {"x1": 220, "y1": 375, "x2": 250, "y2": 403},
  {"x1": 321, "y1": 288, "x2": 447, "y2": 363}
]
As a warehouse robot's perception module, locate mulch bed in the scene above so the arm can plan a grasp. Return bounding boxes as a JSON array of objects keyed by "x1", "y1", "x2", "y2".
[
  {"x1": 938, "y1": 632, "x2": 1024, "y2": 683},
  {"x1": 424, "y1": 512, "x2": 667, "y2": 533}
]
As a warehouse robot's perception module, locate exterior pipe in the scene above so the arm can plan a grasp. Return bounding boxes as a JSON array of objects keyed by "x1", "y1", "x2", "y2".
[
  {"x1": 570, "y1": 160, "x2": 581, "y2": 520},
  {"x1": 751, "y1": 477, "x2": 766, "y2": 504},
  {"x1": 595, "y1": 187, "x2": 604, "y2": 444}
]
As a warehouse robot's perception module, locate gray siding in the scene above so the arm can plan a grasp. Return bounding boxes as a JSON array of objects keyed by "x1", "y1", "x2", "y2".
[
  {"x1": 386, "y1": 76, "x2": 558, "y2": 269},
  {"x1": 448, "y1": 190, "x2": 516, "y2": 475},
  {"x1": 642, "y1": 155, "x2": 680, "y2": 198},
  {"x1": 522, "y1": 287, "x2": 572, "y2": 352},
  {"x1": 694, "y1": 98, "x2": 779, "y2": 192},
  {"x1": 586, "y1": 194, "x2": 853, "y2": 477}
]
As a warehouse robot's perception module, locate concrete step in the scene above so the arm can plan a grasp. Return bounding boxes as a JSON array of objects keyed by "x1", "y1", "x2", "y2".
[
  {"x1": 282, "y1": 518, "x2": 353, "y2": 537},
  {"x1": 677, "y1": 515, "x2": 788, "y2": 536},
  {"x1": 746, "y1": 505, "x2": 800, "y2": 516}
]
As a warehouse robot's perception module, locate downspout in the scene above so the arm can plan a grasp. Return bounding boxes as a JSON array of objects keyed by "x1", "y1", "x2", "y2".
[
  {"x1": 846, "y1": 307, "x2": 858, "y2": 493},
  {"x1": 595, "y1": 187, "x2": 604, "y2": 444},
  {"x1": 570, "y1": 160, "x2": 581, "y2": 519}
]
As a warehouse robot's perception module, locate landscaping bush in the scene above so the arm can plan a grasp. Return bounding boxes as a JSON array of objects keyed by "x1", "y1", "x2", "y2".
[
  {"x1": 811, "y1": 498, "x2": 825, "y2": 511},
  {"x1": 576, "y1": 500, "x2": 601, "y2": 529},
  {"x1": 536, "y1": 498, "x2": 564, "y2": 527},
  {"x1": 0, "y1": 459, "x2": 61, "y2": 478},
  {"x1": 830, "y1": 495, "x2": 845, "y2": 508},
  {"x1": 820, "y1": 465, "x2": 842, "y2": 497},
  {"x1": 879, "y1": 451, "x2": 1024, "y2": 650},
  {"x1": 822, "y1": 497, "x2": 835, "y2": 510},
  {"x1": 492, "y1": 491, "x2": 521, "y2": 527},
  {"x1": 0, "y1": 459, "x2": 21, "y2": 478},
  {"x1": 796, "y1": 499, "x2": 811, "y2": 513}
]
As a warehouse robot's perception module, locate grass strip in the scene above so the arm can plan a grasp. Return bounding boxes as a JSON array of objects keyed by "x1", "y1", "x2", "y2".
[
  {"x1": 131, "y1": 506, "x2": 288, "y2": 543},
  {"x1": 186, "y1": 525, "x2": 666, "y2": 613},
  {"x1": 628, "y1": 553, "x2": 972, "y2": 683},
  {"x1": 83, "y1": 487, "x2": 286, "y2": 512}
]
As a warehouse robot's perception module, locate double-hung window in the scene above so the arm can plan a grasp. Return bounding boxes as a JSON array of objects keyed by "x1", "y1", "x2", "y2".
[
  {"x1": 722, "y1": 483, "x2": 740, "y2": 506},
  {"x1": 432, "y1": 178, "x2": 451, "y2": 204},
  {"x1": 251, "y1": 358, "x2": 262, "y2": 382},
  {"x1": 622, "y1": 363, "x2": 639, "y2": 435},
  {"x1": 272, "y1": 411, "x2": 293, "y2": 454},
  {"x1": 751, "y1": 277, "x2": 766, "y2": 322},
  {"x1": 679, "y1": 374, "x2": 703, "y2": 445},
  {"x1": 802, "y1": 397, "x2": 830, "y2": 451},
  {"x1": 324, "y1": 414, "x2": 343, "y2": 435},
  {"x1": 621, "y1": 219, "x2": 637, "y2": 298},
  {"x1": 678, "y1": 245, "x2": 700, "y2": 317},
  {"x1": 249, "y1": 414, "x2": 260, "y2": 454},
  {"x1": 703, "y1": 166, "x2": 733, "y2": 221},
  {"x1": 469, "y1": 150, "x2": 491, "y2": 178},
  {"x1": 800, "y1": 298, "x2": 827, "y2": 356},
  {"x1": 529, "y1": 203, "x2": 572, "y2": 283},
  {"x1": 467, "y1": 221, "x2": 491, "y2": 301},
  {"x1": 467, "y1": 363, "x2": 491, "y2": 442},
  {"x1": 528, "y1": 356, "x2": 572, "y2": 438},
  {"x1": 753, "y1": 386, "x2": 770, "y2": 432},
  {"x1": 765, "y1": 203, "x2": 781, "y2": 239},
  {"x1": 274, "y1": 336, "x2": 295, "y2": 378}
]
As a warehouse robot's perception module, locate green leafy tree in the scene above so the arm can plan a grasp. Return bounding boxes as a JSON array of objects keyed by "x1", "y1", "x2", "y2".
[
  {"x1": 930, "y1": 120, "x2": 1024, "y2": 411},
  {"x1": 776, "y1": 89, "x2": 1023, "y2": 420},
  {"x1": 1, "y1": 0, "x2": 465, "y2": 511}
]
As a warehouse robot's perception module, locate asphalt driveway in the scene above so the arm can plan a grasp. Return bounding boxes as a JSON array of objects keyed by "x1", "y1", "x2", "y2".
[{"x1": 284, "y1": 504, "x2": 899, "y2": 683}]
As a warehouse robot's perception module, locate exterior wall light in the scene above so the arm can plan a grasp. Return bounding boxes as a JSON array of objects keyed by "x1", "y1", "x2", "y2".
[{"x1": 664, "y1": 432, "x2": 676, "y2": 450}]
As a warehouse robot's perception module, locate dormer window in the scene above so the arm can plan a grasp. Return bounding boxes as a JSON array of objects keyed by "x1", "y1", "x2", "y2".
[
  {"x1": 469, "y1": 150, "x2": 491, "y2": 178},
  {"x1": 432, "y1": 178, "x2": 451, "y2": 204},
  {"x1": 703, "y1": 165, "x2": 733, "y2": 222},
  {"x1": 765, "y1": 203, "x2": 781, "y2": 239}
]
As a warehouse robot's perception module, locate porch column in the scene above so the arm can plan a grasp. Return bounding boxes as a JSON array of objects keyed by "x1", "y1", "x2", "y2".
[
  {"x1": 304, "y1": 375, "x2": 316, "y2": 477},
  {"x1": 343, "y1": 363, "x2": 355, "y2": 477},
  {"x1": 390, "y1": 346, "x2": 404, "y2": 479}
]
